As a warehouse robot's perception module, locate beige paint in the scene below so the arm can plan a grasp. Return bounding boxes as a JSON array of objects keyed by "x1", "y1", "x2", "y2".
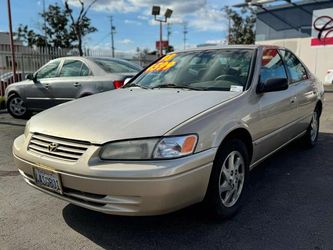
[{"x1": 12, "y1": 45, "x2": 324, "y2": 216}]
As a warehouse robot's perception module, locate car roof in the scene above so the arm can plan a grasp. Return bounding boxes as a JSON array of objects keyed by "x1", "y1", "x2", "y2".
[{"x1": 174, "y1": 44, "x2": 285, "y2": 53}]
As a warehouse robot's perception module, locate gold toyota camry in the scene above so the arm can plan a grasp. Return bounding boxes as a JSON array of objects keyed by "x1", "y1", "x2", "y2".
[{"x1": 13, "y1": 45, "x2": 324, "y2": 218}]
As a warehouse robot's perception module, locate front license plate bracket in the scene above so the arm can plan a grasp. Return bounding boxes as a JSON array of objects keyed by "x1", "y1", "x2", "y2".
[{"x1": 33, "y1": 167, "x2": 63, "y2": 194}]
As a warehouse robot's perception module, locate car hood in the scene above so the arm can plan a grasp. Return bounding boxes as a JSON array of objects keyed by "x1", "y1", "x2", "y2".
[{"x1": 29, "y1": 88, "x2": 240, "y2": 144}]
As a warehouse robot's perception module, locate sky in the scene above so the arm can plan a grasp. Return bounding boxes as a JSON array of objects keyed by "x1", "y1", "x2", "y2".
[{"x1": 0, "y1": 0, "x2": 243, "y2": 54}]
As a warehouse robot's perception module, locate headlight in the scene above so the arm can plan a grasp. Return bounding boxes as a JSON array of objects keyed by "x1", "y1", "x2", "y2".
[
  {"x1": 100, "y1": 139, "x2": 159, "y2": 160},
  {"x1": 153, "y1": 135, "x2": 198, "y2": 159},
  {"x1": 24, "y1": 121, "x2": 30, "y2": 138},
  {"x1": 100, "y1": 134, "x2": 198, "y2": 160}
]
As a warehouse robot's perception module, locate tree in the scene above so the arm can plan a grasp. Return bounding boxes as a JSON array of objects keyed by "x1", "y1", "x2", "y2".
[
  {"x1": 223, "y1": 6, "x2": 256, "y2": 45},
  {"x1": 16, "y1": 25, "x2": 47, "y2": 47},
  {"x1": 64, "y1": 0, "x2": 98, "y2": 56},
  {"x1": 41, "y1": 4, "x2": 74, "y2": 48},
  {"x1": 16, "y1": 1, "x2": 97, "y2": 55}
]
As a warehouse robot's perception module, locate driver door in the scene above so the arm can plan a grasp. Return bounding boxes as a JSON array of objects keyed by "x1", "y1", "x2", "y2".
[
  {"x1": 254, "y1": 49, "x2": 299, "y2": 161},
  {"x1": 25, "y1": 59, "x2": 62, "y2": 110}
]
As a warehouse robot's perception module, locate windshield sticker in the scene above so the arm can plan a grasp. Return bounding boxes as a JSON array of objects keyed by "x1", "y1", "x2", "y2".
[
  {"x1": 145, "y1": 53, "x2": 177, "y2": 72},
  {"x1": 230, "y1": 85, "x2": 243, "y2": 92}
]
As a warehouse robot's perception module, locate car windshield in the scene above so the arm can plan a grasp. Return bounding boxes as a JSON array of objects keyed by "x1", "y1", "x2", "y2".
[
  {"x1": 130, "y1": 49, "x2": 254, "y2": 91},
  {"x1": 93, "y1": 58, "x2": 140, "y2": 73}
]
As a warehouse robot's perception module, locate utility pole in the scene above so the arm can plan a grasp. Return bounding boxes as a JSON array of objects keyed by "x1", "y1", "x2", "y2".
[
  {"x1": 43, "y1": 0, "x2": 47, "y2": 41},
  {"x1": 183, "y1": 22, "x2": 188, "y2": 50},
  {"x1": 7, "y1": 0, "x2": 16, "y2": 82},
  {"x1": 110, "y1": 16, "x2": 116, "y2": 57}
]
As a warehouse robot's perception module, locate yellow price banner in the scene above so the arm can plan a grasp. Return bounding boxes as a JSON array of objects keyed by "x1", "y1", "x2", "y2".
[{"x1": 145, "y1": 53, "x2": 177, "y2": 73}]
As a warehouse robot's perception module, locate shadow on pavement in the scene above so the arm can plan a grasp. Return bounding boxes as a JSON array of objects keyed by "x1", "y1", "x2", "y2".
[{"x1": 63, "y1": 132, "x2": 333, "y2": 249}]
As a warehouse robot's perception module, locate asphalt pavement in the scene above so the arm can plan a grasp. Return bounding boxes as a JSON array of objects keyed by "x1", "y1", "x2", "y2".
[{"x1": 1, "y1": 93, "x2": 333, "y2": 250}]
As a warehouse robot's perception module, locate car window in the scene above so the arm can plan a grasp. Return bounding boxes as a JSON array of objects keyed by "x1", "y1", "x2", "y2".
[
  {"x1": 279, "y1": 50, "x2": 308, "y2": 83},
  {"x1": 80, "y1": 63, "x2": 90, "y2": 76},
  {"x1": 130, "y1": 49, "x2": 254, "y2": 91},
  {"x1": 60, "y1": 60, "x2": 89, "y2": 77},
  {"x1": 36, "y1": 60, "x2": 61, "y2": 79},
  {"x1": 92, "y1": 58, "x2": 139, "y2": 73},
  {"x1": 260, "y1": 49, "x2": 287, "y2": 83}
]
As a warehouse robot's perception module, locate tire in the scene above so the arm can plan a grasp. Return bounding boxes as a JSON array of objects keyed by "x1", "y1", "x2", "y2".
[
  {"x1": 6, "y1": 95, "x2": 31, "y2": 119},
  {"x1": 205, "y1": 139, "x2": 249, "y2": 219},
  {"x1": 301, "y1": 108, "x2": 320, "y2": 148}
]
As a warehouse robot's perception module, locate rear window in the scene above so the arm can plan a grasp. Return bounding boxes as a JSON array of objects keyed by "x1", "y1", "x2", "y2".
[{"x1": 93, "y1": 58, "x2": 140, "y2": 73}]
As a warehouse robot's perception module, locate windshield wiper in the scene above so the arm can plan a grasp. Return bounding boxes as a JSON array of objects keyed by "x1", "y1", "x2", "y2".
[{"x1": 151, "y1": 83, "x2": 202, "y2": 91}]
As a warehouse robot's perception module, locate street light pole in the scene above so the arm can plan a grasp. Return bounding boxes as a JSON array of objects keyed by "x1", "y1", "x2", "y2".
[
  {"x1": 7, "y1": 0, "x2": 16, "y2": 82},
  {"x1": 159, "y1": 21, "x2": 163, "y2": 56},
  {"x1": 152, "y1": 6, "x2": 173, "y2": 57}
]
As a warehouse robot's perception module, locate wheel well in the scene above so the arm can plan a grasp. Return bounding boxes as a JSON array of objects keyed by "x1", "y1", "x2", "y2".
[
  {"x1": 316, "y1": 101, "x2": 323, "y2": 117},
  {"x1": 7, "y1": 91, "x2": 19, "y2": 98},
  {"x1": 219, "y1": 128, "x2": 253, "y2": 163}
]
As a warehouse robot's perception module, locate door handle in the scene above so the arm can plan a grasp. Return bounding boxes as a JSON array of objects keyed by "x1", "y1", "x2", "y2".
[
  {"x1": 73, "y1": 82, "x2": 81, "y2": 87},
  {"x1": 44, "y1": 83, "x2": 49, "y2": 89}
]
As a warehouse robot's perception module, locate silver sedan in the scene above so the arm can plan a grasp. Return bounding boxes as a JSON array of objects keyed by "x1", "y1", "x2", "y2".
[{"x1": 5, "y1": 57, "x2": 142, "y2": 119}]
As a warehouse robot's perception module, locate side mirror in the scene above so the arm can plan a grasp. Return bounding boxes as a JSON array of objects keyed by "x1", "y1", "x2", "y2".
[
  {"x1": 257, "y1": 78, "x2": 288, "y2": 93},
  {"x1": 26, "y1": 73, "x2": 37, "y2": 83}
]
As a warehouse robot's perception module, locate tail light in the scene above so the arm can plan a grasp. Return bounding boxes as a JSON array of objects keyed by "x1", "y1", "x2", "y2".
[{"x1": 113, "y1": 80, "x2": 124, "y2": 89}]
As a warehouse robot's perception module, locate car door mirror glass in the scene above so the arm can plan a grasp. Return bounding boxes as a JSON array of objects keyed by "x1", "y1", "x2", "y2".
[
  {"x1": 26, "y1": 73, "x2": 38, "y2": 83},
  {"x1": 26, "y1": 73, "x2": 34, "y2": 81},
  {"x1": 257, "y1": 78, "x2": 288, "y2": 93}
]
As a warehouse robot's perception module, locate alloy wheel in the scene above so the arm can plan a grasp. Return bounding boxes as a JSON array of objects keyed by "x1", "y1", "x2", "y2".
[
  {"x1": 9, "y1": 96, "x2": 27, "y2": 117},
  {"x1": 310, "y1": 111, "x2": 319, "y2": 142},
  {"x1": 218, "y1": 151, "x2": 245, "y2": 208}
]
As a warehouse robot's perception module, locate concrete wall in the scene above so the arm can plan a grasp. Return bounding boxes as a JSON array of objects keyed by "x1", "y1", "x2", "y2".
[{"x1": 256, "y1": 38, "x2": 333, "y2": 83}]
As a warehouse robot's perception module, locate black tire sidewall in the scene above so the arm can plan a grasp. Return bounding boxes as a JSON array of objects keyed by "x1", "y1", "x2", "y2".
[{"x1": 205, "y1": 139, "x2": 250, "y2": 219}]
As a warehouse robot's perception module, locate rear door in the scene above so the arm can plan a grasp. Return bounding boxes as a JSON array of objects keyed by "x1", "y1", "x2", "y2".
[
  {"x1": 279, "y1": 49, "x2": 317, "y2": 133},
  {"x1": 255, "y1": 48, "x2": 299, "y2": 160},
  {"x1": 49, "y1": 59, "x2": 93, "y2": 104}
]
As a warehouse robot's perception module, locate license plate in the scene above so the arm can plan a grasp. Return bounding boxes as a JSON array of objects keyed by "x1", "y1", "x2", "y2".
[{"x1": 33, "y1": 167, "x2": 63, "y2": 194}]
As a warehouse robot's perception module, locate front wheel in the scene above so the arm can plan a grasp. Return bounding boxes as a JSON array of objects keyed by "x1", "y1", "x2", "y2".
[
  {"x1": 7, "y1": 95, "x2": 31, "y2": 119},
  {"x1": 205, "y1": 139, "x2": 249, "y2": 219}
]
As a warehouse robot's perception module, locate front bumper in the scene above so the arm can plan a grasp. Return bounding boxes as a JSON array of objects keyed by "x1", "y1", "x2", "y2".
[{"x1": 13, "y1": 134, "x2": 216, "y2": 216}]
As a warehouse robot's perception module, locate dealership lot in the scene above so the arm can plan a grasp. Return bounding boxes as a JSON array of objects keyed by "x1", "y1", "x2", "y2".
[{"x1": 0, "y1": 92, "x2": 333, "y2": 249}]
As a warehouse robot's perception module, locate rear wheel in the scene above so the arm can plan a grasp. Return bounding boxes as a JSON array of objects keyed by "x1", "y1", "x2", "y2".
[
  {"x1": 301, "y1": 109, "x2": 320, "y2": 148},
  {"x1": 7, "y1": 95, "x2": 31, "y2": 119},
  {"x1": 205, "y1": 139, "x2": 249, "y2": 219}
]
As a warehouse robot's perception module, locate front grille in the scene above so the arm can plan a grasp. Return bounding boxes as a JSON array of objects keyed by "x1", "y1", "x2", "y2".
[{"x1": 28, "y1": 133, "x2": 90, "y2": 161}]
